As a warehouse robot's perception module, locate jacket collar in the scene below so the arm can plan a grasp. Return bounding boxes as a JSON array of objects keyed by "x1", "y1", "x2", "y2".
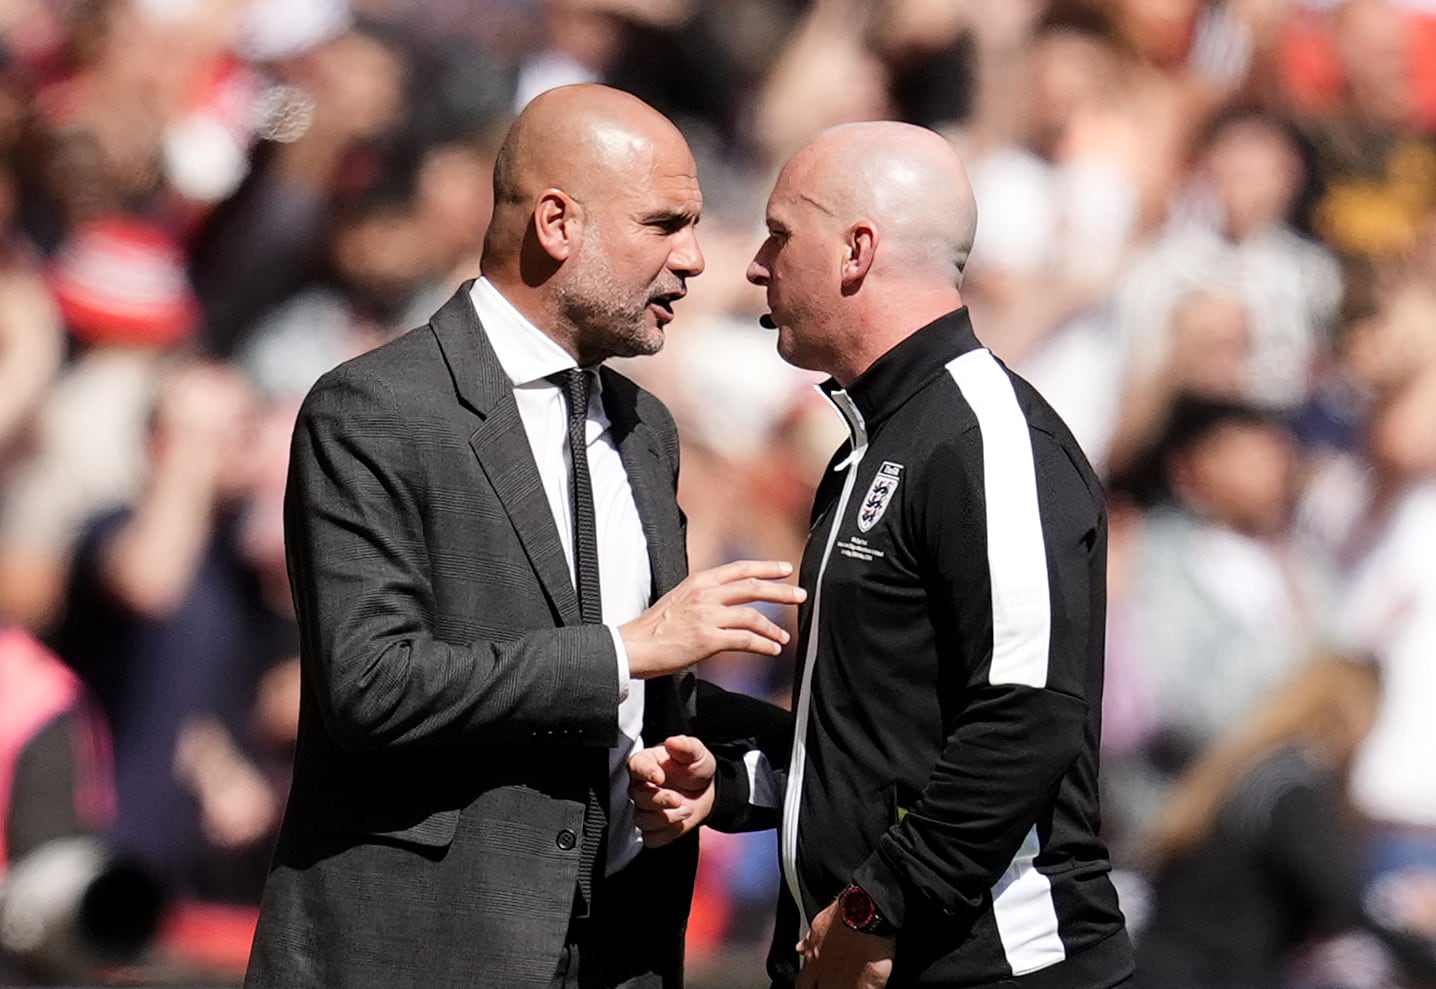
[
  {"x1": 468, "y1": 275, "x2": 578, "y2": 387},
  {"x1": 820, "y1": 307, "x2": 981, "y2": 436},
  {"x1": 430, "y1": 279, "x2": 512, "y2": 418},
  {"x1": 427, "y1": 279, "x2": 686, "y2": 616}
]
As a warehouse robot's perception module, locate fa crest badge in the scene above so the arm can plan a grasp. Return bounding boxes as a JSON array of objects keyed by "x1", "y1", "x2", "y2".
[{"x1": 857, "y1": 461, "x2": 903, "y2": 532}]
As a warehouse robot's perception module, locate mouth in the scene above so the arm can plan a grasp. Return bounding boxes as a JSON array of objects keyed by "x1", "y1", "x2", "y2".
[
  {"x1": 759, "y1": 313, "x2": 776, "y2": 329},
  {"x1": 647, "y1": 291, "x2": 683, "y2": 325}
]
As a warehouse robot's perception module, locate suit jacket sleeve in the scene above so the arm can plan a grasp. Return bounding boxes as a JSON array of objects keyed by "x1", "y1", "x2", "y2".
[{"x1": 286, "y1": 367, "x2": 620, "y2": 753}]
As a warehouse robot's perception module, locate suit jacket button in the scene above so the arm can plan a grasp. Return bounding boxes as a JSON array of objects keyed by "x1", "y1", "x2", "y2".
[{"x1": 556, "y1": 828, "x2": 577, "y2": 851}]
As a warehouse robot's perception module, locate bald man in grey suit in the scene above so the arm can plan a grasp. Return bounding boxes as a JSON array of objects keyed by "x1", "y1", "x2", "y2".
[{"x1": 245, "y1": 85, "x2": 803, "y2": 989}]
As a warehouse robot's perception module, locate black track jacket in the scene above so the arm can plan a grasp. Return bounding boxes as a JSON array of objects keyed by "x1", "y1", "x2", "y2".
[{"x1": 711, "y1": 309, "x2": 1133, "y2": 988}]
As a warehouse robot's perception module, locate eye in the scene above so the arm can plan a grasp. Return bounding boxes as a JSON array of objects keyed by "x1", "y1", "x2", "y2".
[{"x1": 646, "y1": 213, "x2": 696, "y2": 235}]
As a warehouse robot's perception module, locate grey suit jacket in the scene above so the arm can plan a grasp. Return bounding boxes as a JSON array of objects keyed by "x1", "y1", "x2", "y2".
[{"x1": 245, "y1": 284, "x2": 701, "y2": 989}]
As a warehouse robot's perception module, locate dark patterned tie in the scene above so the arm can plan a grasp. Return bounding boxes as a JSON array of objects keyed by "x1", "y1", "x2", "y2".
[
  {"x1": 553, "y1": 368, "x2": 607, "y2": 916},
  {"x1": 556, "y1": 368, "x2": 603, "y2": 625}
]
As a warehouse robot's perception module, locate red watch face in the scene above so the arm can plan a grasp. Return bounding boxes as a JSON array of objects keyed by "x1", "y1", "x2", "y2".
[{"x1": 841, "y1": 886, "x2": 879, "y2": 929}]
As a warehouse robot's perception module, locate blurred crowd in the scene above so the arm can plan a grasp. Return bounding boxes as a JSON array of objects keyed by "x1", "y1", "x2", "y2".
[{"x1": 0, "y1": 0, "x2": 1435, "y2": 985}]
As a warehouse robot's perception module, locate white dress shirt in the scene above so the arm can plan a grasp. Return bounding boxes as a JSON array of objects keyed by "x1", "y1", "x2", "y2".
[{"x1": 469, "y1": 277, "x2": 650, "y2": 874}]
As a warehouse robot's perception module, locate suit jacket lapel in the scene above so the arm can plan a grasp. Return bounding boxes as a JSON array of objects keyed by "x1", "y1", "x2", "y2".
[
  {"x1": 601, "y1": 369, "x2": 686, "y2": 599},
  {"x1": 430, "y1": 282, "x2": 581, "y2": 626},
  {"x1": 602, "y1": 368, "x2": 695, "y2": 734}
]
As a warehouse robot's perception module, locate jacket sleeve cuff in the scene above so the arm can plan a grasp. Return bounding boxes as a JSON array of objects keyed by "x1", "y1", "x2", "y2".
[
  {"x1": 709, "y1": 752, "x2": 749, "y2": 825},
  {"x1": 608, "y1": 625, "x2": 632, "y2": 702},
  {"x1": 852, "y1": 849, "x2": 910, "y2": 931}
]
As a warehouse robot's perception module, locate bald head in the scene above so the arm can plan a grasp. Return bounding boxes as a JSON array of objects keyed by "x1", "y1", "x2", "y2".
[
  {"x1": 782, "y1": 121, "x2": 978, "y2": 286},
  {"x1": 749, "y1": 122, "x2": 980, "y2": 383},
  {"x1": 478, "y1": 84, "x2": 705, "y2": 365},
  {"x1": 483, "y1": 84, "x2": 693, "y2": 270}
]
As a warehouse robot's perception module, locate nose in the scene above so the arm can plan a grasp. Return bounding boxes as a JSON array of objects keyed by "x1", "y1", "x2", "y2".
[
  {"x1": 747, "y1": 256, "x2": 769, "y2": 286},
  {"x1": 670, "y1": 226, "x2": 705, "y2": 279}
]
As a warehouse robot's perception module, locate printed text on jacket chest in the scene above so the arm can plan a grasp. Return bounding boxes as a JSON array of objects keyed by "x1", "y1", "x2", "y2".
[{"x1": 837, "y1": 461, "x2": 903, "y2": 561}]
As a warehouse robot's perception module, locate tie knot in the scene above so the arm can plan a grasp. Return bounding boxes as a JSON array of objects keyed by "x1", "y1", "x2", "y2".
[{"x1": 551, "y1": 368, "x2": 593, "y2": 424}]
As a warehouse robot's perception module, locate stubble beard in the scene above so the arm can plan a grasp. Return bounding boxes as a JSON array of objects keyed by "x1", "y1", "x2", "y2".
[{"x1": 558, "y1": 238, "x2": 666, "y2": 362}]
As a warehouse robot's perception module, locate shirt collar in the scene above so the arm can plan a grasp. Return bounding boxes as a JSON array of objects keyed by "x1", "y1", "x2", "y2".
[
  {"x1": 820, "y1": 307, "x2": 982, "y2": 435},
  {"x1": 469, "y1": 276, "x2": 580, "y2": 388}
]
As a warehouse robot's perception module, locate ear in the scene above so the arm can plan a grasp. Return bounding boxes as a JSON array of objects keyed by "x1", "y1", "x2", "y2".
[
  {"x1": 533, "y1": 189, "x2": 580, "y2": 262},
  {"x1": 841, "y1": 221, "x2": 877, "y2": 289}
]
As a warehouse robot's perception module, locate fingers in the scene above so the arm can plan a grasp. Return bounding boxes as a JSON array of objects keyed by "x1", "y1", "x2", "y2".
[
  {"x1": 628, "y1": 737, "x2": 712, "y2": 781},
  {"x1": 797, "y1": 921, "x2": 820, "y2": 955},
  {"x1": 626, "y1": 746, "x2": 666, "y2": 787},
  {"x1": 633, "y1": 803, "x2": 692, "y2": 830},
  {"x1": 712, "y1": 606, "x2": 792, "y2": 655},
  {"x1": 662, "y1": 734, "x2": 713, "y2": 768},
  {"x1": 629, "y1": 781, "x2": 683, "y2": 811},
  {"x1": 715, "y1": 575, "x2": 808, "y2": 608},
  {"x1": 622, "y1": 560, "x2": 806, "y2": 675},
  {"x1": 627, "y1": 758, "x2": 685, "y2": 808},
  {"x1": 628, "y1": 736, "x2": 714, "y2": 849},
  {"x1": 632, "y1": 802, "x2": 693, "y2": 848},
  {"x1": 629, "y1": 738, "x2": 713, "y2": 797},
  {"x1": 696, "y1": 559, "x2": 795, "y2": 585},
  {"x1": 658, "y1": 736, "x2": 716, "y2": 790},
  {"x1": 713, "y1": 629, "x2": 785, "y2": 657}
]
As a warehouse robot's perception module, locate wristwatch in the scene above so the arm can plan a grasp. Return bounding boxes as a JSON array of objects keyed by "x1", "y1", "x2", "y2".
[{"x1": 838, "y1": 882, "x2": 895, "y2": 937}]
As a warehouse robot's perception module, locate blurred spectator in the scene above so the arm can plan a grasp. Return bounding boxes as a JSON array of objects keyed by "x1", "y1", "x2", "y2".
[
  {"x1": 0, "y1": 626, "x2": 113, "y2": 881},
  {"x1": 28, "y1": 2, "x2": 170, "y2": 227},
  {"x1": 407, "y1": 129, "x2": 502, "y2": 286},
  {"x1": 615, "y1": 0, "x2": 800, "y2": 141},
  {"x1": 1298, "y1": 0, "x2": 1436, "y2": 264},
  {"x1": 515, "y1": 0, "x2": 734, "y2": 117},
  {"x1": 960, "y1": 14, "x2": 1141, "y2": 468},
  {"x1": 1136, "y1": 654, "x2": 1436, "y2": 989},
  {"x1": 861, "y1": 0, "x2": 981, "y2": 130},
  {"x1": 190, "y1": 21, "x2": 408, "y2": 356},
  {"x1": 1289, "y1": 256, "x2": 1387, "y2": 457},
  {"x1": 513, "y1": 0, "x2": 629, "y2": 108},
  {"x1": 1107, "y1": 107, "x2": 1341, "y2": 474},
  {"x1": 0, "y1": 154, "x2": 64, "y2": 469},
  {"x1": 1092, "y1": 0, "x2": 1283, "y2": 227},
  {"x1": 1104, "y1": 395, "x2": 1327, "y2": 852},
  {"x1": 0, "y1": 215, "x2": 197, "y2": 631},
  {"x1": 750, "y1": 0, "x2": 894, "y2": 168},
  {"x1": 964, "y1": 15, "x2": 1142, "y2": 366},
  {"x1": 0, "y1": 625, "x2": 163, "y2": 985},
  {"x1": 1106, "y1": 286, "x2": 1255, "y2": 477},
  {"x1": 1295, "y1": 284, "x2": 1436, "y2": 882},
  {"x1": 1315, "y1": 359, "x2": 1436, "y2": 892},
  {"x1": 234, "y1": 183, "x2": 434, "y2": 398},
  {"x1": 46, "y1": 362, "x2": 295, "y2": 904},
  {"x1": 238, "y1": 126, "x2": 503, "y2": 401}
]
